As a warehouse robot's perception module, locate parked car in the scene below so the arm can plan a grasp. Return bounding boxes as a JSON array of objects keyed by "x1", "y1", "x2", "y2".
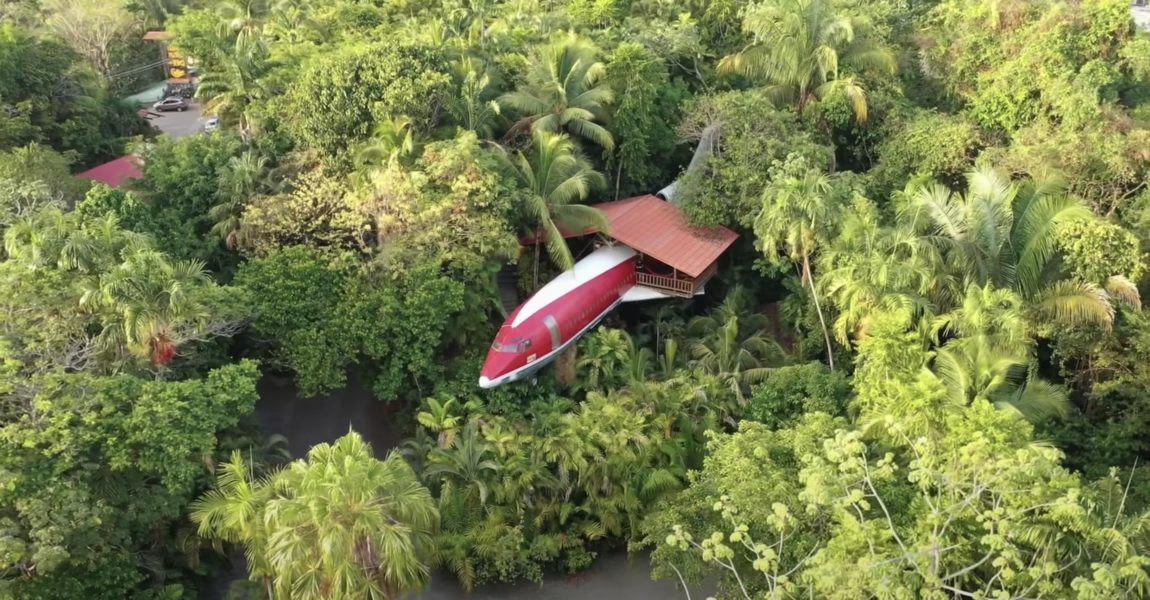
[
  {"x1": 203, "y1": 117, "x2": 219, "y2": 132},
  {"x1": 153, "y1": 97, "x2": 189, "y2": 112}
]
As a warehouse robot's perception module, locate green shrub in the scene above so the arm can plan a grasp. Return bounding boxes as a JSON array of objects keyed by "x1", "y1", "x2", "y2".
[{"x1": 746, "y1": 362, "x2": 851, "y2": 428}]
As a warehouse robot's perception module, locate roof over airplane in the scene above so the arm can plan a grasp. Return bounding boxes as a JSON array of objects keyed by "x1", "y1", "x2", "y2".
[
  {"x1": 594, "y1": 195, "x2": 737, "y2": 278},
  {"x1": 76, "y1": 156, "x2": 142, "y2": 188},
  {"x1": 524, "y1": 194, "x2": 738, "y2": 279}
]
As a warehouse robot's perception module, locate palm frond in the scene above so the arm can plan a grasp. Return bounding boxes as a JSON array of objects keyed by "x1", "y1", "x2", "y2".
[
  {"x1": 541, "y1": 217, "x2": 574, "y2": 270},
  {"x1": 1106, "y1": 275, "x2": 1142, "y2": 309},
  {"x1": 838, "y1": 78, "x2": 868, "y2": 122},
  {"x1": 498, "y1": 90, "x2": 551, "y2": 116},
  {"x1": 552, "y1": 204, "x2": 609, "y2": 235},
  {"x1": 1013, "y1": 193, "x2": 1089, "y2": 299},
  {"x1": 564, "y1": 119, "x2": 615, "y2": 151},
  {"x1": 993, "y1": 378, "x2": 1070, "y2": 422},
  {"x1": 1035, "y1": 280, "x2": 1115, "y2": 330}
]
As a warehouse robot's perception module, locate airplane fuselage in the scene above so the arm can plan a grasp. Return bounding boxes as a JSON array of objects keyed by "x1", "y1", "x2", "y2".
[{"x1": 479, "y1": 245, "x2": 639, "y2": 388}]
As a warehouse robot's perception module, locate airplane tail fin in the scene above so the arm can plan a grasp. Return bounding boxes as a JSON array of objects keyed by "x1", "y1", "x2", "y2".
[{"x1": 621, "y1": 285, "x2": 705, "y2": 303}]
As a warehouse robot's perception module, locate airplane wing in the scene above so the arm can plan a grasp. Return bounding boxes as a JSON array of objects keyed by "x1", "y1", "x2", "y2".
[{"x1": 621, "y1": 285, "x2": 677, "y2": 303}]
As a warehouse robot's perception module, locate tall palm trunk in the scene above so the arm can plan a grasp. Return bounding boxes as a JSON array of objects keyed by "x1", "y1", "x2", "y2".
[
  {"x1": 555, "y1": 346, "x2": 577, "y2": 387},
  {"x1": 803, "y1": 254, "x2": 835, "y2": 370},
  {"x1": 533, "y1": 242, "x2": 540, "y2": 289},
  {"x1": 614, "y1": 158, "x2": 624, "y2": 200}
]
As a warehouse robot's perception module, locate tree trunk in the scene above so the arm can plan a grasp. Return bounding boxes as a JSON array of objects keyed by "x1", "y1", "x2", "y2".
[
  {"x1": 614, "y1": 153, "x2": 624, "y2": 200},
  {"x1": 554, "y1": 346, "x2": 577, "y2": 387},
  {"x1": 533, "y1": 242, "x2": 540, "y2": 289},
  {"x1": 803, "y1": 254, "x2": 835, "y2": 371},
  {"x1": 96, "y1": 45, "x2": 111, "y2": 82}
]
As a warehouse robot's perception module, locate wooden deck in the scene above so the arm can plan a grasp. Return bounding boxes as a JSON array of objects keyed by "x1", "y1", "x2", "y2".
[{"x1": 636, "y1": 261, "x2": 718, "y2": 298}]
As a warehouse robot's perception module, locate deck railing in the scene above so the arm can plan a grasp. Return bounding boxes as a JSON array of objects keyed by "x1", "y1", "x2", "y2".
[{"x1": 636, "y1": 272, "x2": 697, "y2": 297}]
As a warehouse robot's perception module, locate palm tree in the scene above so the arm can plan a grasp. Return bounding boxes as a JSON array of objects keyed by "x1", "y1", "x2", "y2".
[
  {"x1": 80, "y1": 247, "x2": 212, "y2": 365},
  {"x1": 354, "y1": 116, "x2": 421, "y2": 178},
  {"x1": 216, "y1": 0, "x2": 273, "y2": 46},
  {"x1": 210, "y1": 150, "x2": 268, "y2": 249},
  {"x1": 417, "y1": 395, "x2": 464, "y2": 448},
  {"x1": 574, "y1": 327, "x2": 653, "y2": 392},
  {"x1": 656, "y1": 338, "x2": 681, "y2": 380},
  {"x1": 688, "y1": 315, "x2": 785, "y2": 403},
  {"x1": 267, "y1": 433, "x2": 438, "y2": 600},
  {"x1": 718, "y1": 0, "x2": 894, "y2": 121},
  {"x1": 687, "y1": 290, "x2": 787, "y2": 403},
  {"x1": 933, "y1": 334, "x2": 1070, "y2": 423},
  {"x1": 819, "y1": 196, "x2": 952, "y2": 343},
  {"x1": 932, "y1": 283, "x2": 1030, "y2": 356},
  {"x1": 575, "y1": 328, "x2": 631, "y2": 392},
  {"x1": 500, "y1": 33, "x2": 615, "y2": 150},
  {"x1": 212, "y1": 430, "x2": 292, "y2": 473},
  {"x1": 196, "y1": 434, "x2": 439, "y2": 600},
  {"x1": 506, "y1": 130, "x2": 609, "y2": 271},
  {"x1": 265, "y1": 0, "x2": 318, "y2": 44},
  {"x1": 900, "y1": 166, "x2": 1140, "y2": 330},
  {"x1": 4, "y1": 209, "x2": 144, "y2": 273},
  {"x1": 424, "y1": 421, "x2": 501, "y2": 505},
  {"x1": 446, "y1": 67, "x2": 502, "y2": 139},
  {"x1": 195, "y1": 42, "x2": 268, "y2": 140},
  {"x1": 693, "y1": 285, "x2": 772, "y2": 336},
  {"x1": 755, "y1": 164, "x2": 840, "y2": 369},
  {"x1": 190, "y1": 450, "x2": 278, "y2": 596},
  {"x1": 622, "y1": 335, "x2": 655, "y2": 384},
  {"x1": 923, "y1": 283, "x2": 1070, "y2": 424}
]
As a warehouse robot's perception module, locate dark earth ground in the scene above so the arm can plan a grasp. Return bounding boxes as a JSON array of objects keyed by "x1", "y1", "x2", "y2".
[{"x1": 200, "y1": 373, "x2": 713, "y2": 600}]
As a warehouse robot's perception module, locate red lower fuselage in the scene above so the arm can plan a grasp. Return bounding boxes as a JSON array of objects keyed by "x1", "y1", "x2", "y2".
[{"x1": 479, "y1": 245, "x2": 639, "y2": 388}]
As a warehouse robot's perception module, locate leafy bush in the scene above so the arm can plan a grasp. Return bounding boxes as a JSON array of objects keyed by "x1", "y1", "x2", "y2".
[
  {"x1": 236, "y1": 246, "x2": 464, "y2": 400},
  {"x1": 287, "y1": 42, "x2": 453, "y2": 154},
  {"x1": 239, "y1": 169, "x2": 365, "y2": 256},
  {"x1": 0, "y1": 143, "x2": 90, "y2": 204},
  {"x1": 1056, "y1": 218, "x2": 1145, "y2": 285},
  {"x1": 675, "y1": 90, "x2": 833, "y2": 228},
  {"x1": 746, "y1": 362, "x2": 851, "y2": 428},
  {"x1": 0, "y1": 361, "x2": 261, "y2": 599},
  {"x1": 869, "y1": 109, "x2": 983, "y2": 196},
  {"x1": 605, "y1": 42, "x2": 685, "y2": 197}
]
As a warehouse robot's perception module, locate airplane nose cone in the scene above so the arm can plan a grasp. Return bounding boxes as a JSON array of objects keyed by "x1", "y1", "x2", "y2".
[{"x1": 478, "y1": 376, "x2": 493, "y2": 389}]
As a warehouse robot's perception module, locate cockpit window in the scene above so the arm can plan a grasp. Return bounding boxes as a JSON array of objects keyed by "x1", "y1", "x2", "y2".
[{"x1": 492, "y1": 337, "x2": 531, "y2": 352}]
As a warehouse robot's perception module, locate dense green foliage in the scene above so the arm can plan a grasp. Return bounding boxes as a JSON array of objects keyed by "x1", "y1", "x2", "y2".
[
  {"x1": 0, "y1": 16, "x2": 152, "y2": 167},
  {"x1": 288, "y1": 42, "x2": 453, "y2": 155},
  {"x1": 236, "y1": 246, "x2": 465, "y2": 398},
  {"x1": 677, "y1": 90, "x2": 833, "y2": 227},
  {"x1": 745, "y1": 362, "x2": 850, "y2": 427},
  {"x1": 3, "y1": 0, "x2": 1150, "y2": 598},
  {"x1": 0, "y1": 361, "x2": 261, "y2": 599}
]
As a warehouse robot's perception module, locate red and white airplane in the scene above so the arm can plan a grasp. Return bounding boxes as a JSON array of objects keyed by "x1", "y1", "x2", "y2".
[{"x1": 479, "y1": 244, "x2": 681, "y2": 389}]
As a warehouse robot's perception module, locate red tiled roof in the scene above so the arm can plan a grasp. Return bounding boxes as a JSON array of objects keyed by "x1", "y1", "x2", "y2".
[
  {"x1": 143, "y1": 31, "x2": 173, "y2": 41},
  {"x1": 76, "y1": 156, "x2": 142, "y2": 188},
  {"x1": 595, "y1": 195, "x2": 738, "y2": 277},
  {"x1": 523, "y1": 195, "x2": 738, "y2": 278}
]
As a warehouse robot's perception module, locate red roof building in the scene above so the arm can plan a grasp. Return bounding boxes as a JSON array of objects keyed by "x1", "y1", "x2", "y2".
[
  {"x1": 524, "y1": 194, "x2": 738, "y2": 296},
  {"x1": 591, "y1": 195, "x2": 738, "y2": 278},
  {"x1": 76, "y1": 156, "x2": 142, "y2": 188}
]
